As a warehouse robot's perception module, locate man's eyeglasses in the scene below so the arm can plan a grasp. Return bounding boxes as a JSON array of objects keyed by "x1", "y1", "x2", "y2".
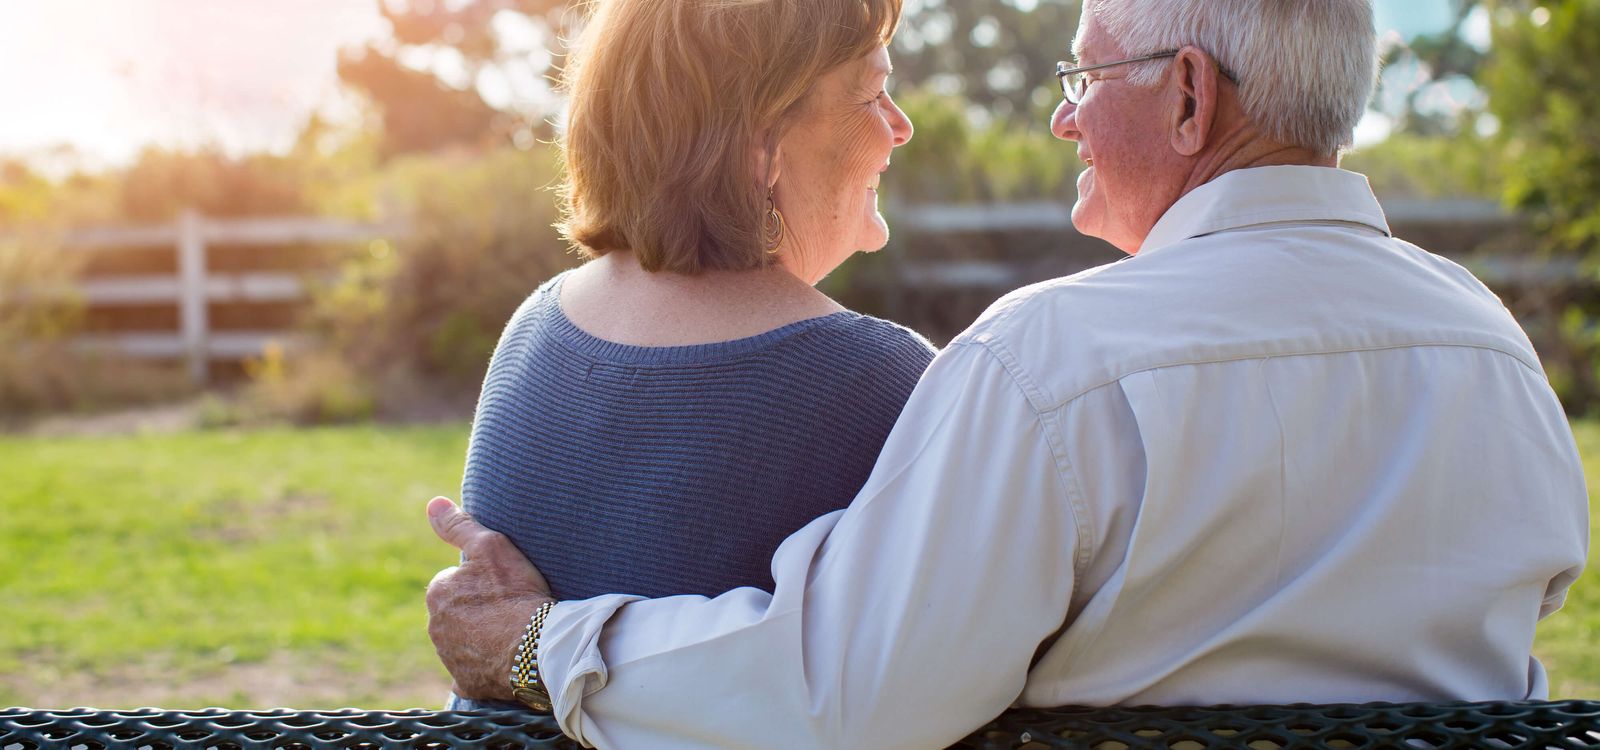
[
  {"x1": 1055, "y1": 51, "x2": 1242, "y2": 105},
  {"x1": 1055, "y1": 51, "x2": 1178, "y2": 104}
]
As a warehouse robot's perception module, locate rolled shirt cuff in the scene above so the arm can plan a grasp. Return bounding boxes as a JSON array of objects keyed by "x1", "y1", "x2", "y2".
[{"x1": 542, "y1": 593, "x2": 644, "y2": 746}]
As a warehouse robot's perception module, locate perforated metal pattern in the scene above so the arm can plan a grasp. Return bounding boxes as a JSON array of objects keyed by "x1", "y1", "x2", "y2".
[
  {"x1": 4, "y1": 701, "x2": 1598, "y2": 749},
  {"x1": 952, "y1": 701, "x2": 1600, "y2": 749},
  {"x1": 0, "y1": 708, "x2": 569, "y2": 750}
]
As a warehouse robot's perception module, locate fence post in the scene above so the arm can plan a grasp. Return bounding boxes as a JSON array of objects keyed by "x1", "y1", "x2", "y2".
[{"x1": 177, "y1": 209, "x2": 209, "y2": 386}]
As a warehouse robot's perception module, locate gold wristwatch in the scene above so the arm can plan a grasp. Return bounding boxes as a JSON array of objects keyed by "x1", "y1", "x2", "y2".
[{"x1": 510, "y1": 600, "x2": 557, "y2": 712}]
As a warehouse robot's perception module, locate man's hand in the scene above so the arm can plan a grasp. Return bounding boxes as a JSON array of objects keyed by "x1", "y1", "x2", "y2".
[{"x1": 425, "y1": 496, "x2": 555, "y2": 702}]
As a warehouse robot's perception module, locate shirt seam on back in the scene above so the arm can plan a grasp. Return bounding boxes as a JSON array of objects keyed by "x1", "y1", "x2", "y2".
[
  {"x1": 1258, "y1": 357, "x2": 1291, "y2": 591},
  {"x1": 957, "y1": 339, "x2": 1095, "y2": 596},
  {"x1": 1042, "y1": 341, "x2": 1544, "y2": 414}
]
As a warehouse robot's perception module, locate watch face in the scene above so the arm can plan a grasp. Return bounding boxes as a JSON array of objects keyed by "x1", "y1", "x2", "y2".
[{"x1": 512, "y1": 687, "x2": 552, "y2": 712}]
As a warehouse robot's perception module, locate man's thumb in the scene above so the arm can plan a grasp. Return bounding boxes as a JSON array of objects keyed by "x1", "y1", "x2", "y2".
[{"x1": 427, "y1": 496, "x2": 482, "y2": 551}]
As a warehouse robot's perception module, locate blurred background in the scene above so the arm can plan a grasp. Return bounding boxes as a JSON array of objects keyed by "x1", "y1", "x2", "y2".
[{"x1": 1, "y1": 0, "x2": 1597, "y2": 709}]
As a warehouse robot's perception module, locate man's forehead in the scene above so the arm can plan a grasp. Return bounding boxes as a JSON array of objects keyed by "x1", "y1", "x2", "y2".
[{"x1": 1070, "y1": 14, "x2": 1095, "y2": 63}]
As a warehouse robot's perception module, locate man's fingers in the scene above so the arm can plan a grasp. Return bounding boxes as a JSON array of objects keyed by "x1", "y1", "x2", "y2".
[
  {"x1": 427, "y1": 496, "x2": 489, "y2": 551},
  {"x1": 424, "y1": 565, "x2": 458, "y2": 612},
  {"x1": 426, "y1": 495, "x2": 555, "y2": 600}
]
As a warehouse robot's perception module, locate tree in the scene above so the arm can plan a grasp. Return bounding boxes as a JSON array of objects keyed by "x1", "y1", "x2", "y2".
[
  {"x1": 1481, "y1": 0, "x2": 1600, "y2": 254},
  {"x1": 337, "y1": 47, "x2": 505, "y2": 156},
  {"x1": 892, "y1": 0, "x2": 1081, "y2": 124},
  {"x1": 1381, "y1": 0, "x2": 1491, "y2": 137},
  {"x1": 338, "y1": 0, "x2": 570, "y2": 156},
  {"x1": 1469, "y1": 0, "x2": 1600, "y2": 410},
  {"x1": 116, "y1": 149, "x2": 311, "y2": 221},
  {"x1": 345, "y1": 0, "x2": 1086, "y2": 150}
]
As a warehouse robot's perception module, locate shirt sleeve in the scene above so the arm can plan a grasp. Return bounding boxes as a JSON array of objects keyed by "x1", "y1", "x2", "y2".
[{"x1": 535, "y1": 340, "x2": 1084, "y2": 750}]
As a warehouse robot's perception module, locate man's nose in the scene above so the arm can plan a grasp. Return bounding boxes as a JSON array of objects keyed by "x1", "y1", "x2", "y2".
[{"x1": 1050, "y1": 99, "x2": 1079, "y2": 141}]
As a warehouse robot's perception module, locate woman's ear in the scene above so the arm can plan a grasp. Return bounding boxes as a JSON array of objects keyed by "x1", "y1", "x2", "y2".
[
  {"x1": 753, "y1": 122, "x2": 785, "y2": 193},
  {"x1": 1168, "y1": 46, "x2": 1219, "y2": 157},
  {"x1": 759, "y1": 138, "x2": 784, "y2": 192}
]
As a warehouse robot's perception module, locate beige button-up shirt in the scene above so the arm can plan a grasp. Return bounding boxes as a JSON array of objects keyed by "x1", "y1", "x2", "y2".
[{"x1": 537, "y1": 166, "x2": 1589, "y2": 749}]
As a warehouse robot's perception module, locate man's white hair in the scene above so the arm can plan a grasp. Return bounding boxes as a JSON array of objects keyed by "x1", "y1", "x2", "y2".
[{"x1": 1084, "y1": 0, "x2": 1377, "y2": 155}]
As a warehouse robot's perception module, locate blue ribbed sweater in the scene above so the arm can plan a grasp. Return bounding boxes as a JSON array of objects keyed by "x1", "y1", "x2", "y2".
[{"x1": 461, "y1": 272, "x2": 936, "y2": 602}]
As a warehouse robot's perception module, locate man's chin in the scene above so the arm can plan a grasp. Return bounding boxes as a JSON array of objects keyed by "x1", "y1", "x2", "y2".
[
  {"x1": 1069, "y1": 203, "x2": 1100, "y2": 241},
  {"x1": 1070, "y1": 206, "x2": 1138, "y2": 256}
]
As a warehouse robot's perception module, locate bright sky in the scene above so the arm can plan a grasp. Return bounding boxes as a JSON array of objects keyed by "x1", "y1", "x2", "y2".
[
  {"x1": 0, "y1": 0, "x2": 386, "y2": 166},
  {"x1": 0, "y1": 0, "x2": 1470, "y2": 167}
]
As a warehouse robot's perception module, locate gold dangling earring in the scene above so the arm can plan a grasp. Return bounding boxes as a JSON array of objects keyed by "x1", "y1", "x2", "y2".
[{"x1": 763, "y1": 187, "x2": 786, "y2": 254}]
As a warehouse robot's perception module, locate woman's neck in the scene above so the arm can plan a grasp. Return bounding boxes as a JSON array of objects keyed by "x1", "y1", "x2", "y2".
[{"x1": 557, "y1": 252, "x2": 845, "y2": 347}]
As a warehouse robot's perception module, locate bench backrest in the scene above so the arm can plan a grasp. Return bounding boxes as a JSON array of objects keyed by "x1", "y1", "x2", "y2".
[{"x1": 4, "y1": 701, "x2": 1599, "y2": 749}]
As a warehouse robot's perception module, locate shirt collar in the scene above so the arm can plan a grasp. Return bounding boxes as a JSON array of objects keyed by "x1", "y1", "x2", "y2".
[{"x1": 1138, "y1": 165, "x2": 1391, "y2": 255}]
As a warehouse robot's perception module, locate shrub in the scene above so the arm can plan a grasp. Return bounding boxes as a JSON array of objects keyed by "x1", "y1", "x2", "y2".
[
  {"x1": 883, "y1": 87, "x2": 1082, "y2": 204},
  {"x1": 0, "y1": 234, "x2": 190, "y2": 419},
  {"x1": 243, "y1": 145, "x2": 577, "y2": 423}
]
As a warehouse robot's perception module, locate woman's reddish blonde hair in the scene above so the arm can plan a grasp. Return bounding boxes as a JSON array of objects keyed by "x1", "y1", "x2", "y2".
[{"x1": 557, "y1": 0, "x2": 902, "y2": 273}]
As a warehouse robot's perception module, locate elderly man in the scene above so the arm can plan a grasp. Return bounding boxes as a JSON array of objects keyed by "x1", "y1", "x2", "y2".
[{"x1": 425, "y1": 0, "x2": 1589, "y2": 747}]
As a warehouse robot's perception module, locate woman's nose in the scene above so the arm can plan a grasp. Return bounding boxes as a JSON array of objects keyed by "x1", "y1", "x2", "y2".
[{"x1": 887, "y1": 96, "x2": 913, "y2": 146}]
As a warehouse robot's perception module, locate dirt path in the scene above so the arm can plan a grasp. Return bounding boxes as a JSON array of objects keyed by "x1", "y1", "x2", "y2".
[
  {"x1": 16, "y1": 399, "x2": 208, "y2": 438},
  {"x1": 4, "y1": 652, "x2": 453, "y2": 710}
]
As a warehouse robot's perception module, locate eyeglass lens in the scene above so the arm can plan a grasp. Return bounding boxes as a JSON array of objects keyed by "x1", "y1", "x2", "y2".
[{"x1": 1059, "y1": 71, "x2": 1084, "y2": 103}]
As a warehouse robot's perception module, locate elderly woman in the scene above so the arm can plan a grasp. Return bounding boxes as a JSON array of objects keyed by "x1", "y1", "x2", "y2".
[{"x1": 447, "y1": 0, "x2": 929, "y2": 710}]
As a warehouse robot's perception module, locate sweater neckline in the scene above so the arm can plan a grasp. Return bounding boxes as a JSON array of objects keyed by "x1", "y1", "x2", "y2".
[{"x1": 539, "y1": 271, "x2": 859, "y2": 365}]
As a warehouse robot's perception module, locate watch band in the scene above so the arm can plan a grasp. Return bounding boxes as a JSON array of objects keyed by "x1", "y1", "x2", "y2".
[{"x1": 509, "y1": 600, "x2": 557, "y2": 712}]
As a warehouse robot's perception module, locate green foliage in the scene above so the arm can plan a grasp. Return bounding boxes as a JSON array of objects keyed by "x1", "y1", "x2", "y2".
[
  {"x1": 289, "y1": 116, "x2": 389, "y2": 220},
  {"x1": 1543, "y1": 304, "x2": 1600, "y2": 411},
  {"x1": 0, "y1": 236, "x2": 179, "y2": 417},
  {"x1": 1379, "y1": 0, "x2": 1492, "y2": 137},
  {"x1": 117, "y1": 149, "x2": 312, "y2": 222},
  {"x1": 265, "y1": 145, "x2": 577, "y2": 421},
  {"x1": 233, "y1": 345, "x2": 377, "y2": 426},
  {"x1": 0, "y1": 232, "x2": 84, "y2": 416},
  {"x1": 1341, "y1": 131, "x2": 1504, "y2": 199},
  {"x1": 1460, "y1": 0, "x2": 1600, "y2": 413},
  {"x1": 0, "y1": 236, "x2": 190, "y2": 418},
  {"x1": 0, "y1": 162, "x2": 57, "y2": 223},
  {"x1": 884, "y1": 87, "x2": 1080, "y2": 204},
  {"x1": 1482, "y1": 0, "x2": 1600, "y2": 254},
  {"x1": 892, "y1": 0, "x2": 1080, "y2": 125},
  {"x1": 4, "y1": 147, "x2": 320, "y2": 226},
  {"x1": 0, "y1": 233, "x2": 80, "y2": 340},
  {"x1": 0, "y1": 158, "x2": 123, "y2": 227}
]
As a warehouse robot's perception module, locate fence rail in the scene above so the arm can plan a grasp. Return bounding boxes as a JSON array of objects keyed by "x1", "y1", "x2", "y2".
[
  {"x1": 44, "y1": 211, "x2": 402, "y2": 385},
  {"x1": 12, "y1": 199, "x2": 1560, "y2": 386}
]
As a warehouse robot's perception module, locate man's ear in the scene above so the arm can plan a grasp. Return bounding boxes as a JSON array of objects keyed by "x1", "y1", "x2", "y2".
[{"x1": 1168, "y1": 46, "x2": 1220, "y2": 157}]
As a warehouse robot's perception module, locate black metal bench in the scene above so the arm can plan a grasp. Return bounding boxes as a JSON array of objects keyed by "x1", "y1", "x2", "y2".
[{"x1": 6, "y1": 701, "x2": 1599, "y2": 749}]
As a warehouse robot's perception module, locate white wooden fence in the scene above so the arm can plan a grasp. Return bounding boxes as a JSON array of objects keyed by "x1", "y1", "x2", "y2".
[
  {"x1": 58, "y1": 210, "x2": 402, "y2": 385},
  {"x1": 29, "y1": 199, "x2": 1551, "y2": 388},
  {"x1": 888, "y1": 198, "x2": 1562, "y2": 286}
]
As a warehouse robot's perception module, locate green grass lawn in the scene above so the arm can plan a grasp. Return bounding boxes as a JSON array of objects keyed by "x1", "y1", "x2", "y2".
[
  {"x1": 0, "y1": 424, "x2": 470, "y2": 708},
  {"x1": 1538, "y1": 421, "x2": 1600, "y2": 698},
  {"x1": 1, "y1": 420, "x2": 1596, "y2": 708}
]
